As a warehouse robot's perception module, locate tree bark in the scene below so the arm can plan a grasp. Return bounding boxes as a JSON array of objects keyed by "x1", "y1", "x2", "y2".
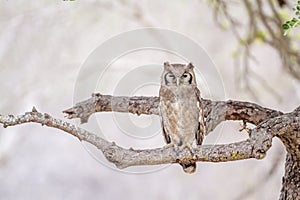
[
  {"x1": 280, "y1": 153, "x2": 300, "y2": 200},
  {"x1": 0, "y1": 93, "x2": 299, "y2": 199}
]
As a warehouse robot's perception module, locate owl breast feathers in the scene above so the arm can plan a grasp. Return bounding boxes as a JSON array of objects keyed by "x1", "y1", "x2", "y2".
[{"x1": 159, "y1": 62, "x2": 205, "y2": 173}]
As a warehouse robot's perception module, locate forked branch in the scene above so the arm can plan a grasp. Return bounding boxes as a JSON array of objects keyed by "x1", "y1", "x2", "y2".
[
  {"x1": 1, "y1": 94, "x2": 298, "y2": 169},
  {"x1": 0, "y1": 107, "x2": 284, "y2": 169},
  {"x1": 1, "y1": 93, "x2": 299, "y2": 199}
]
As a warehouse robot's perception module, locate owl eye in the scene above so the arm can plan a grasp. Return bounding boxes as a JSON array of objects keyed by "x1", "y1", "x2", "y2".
[
  {"x1": 182, "y1": 74, "x2": 188, "y2": 78},
  {"x1": 181, "y1": 72, "x2": 193, "y2": 84},
  {"x1": 164, "y1": 72, "x2": 176, "y2": 85},
  {"x1": 181, "y1": 73, "x2": 190, "y2": 79},
  {"x1": 167, "y1": 73, "x2": 175, "y2": 79}
]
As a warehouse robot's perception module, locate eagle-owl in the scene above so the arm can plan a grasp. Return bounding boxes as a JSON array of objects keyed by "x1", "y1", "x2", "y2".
[{"x1": 159, "y1": 62, "x2": 205, "y2": 174}]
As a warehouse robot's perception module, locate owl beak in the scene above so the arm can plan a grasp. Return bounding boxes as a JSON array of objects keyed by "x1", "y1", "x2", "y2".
[{"x1": 176, "y1": 78, "x2": 180, "y2": 86}]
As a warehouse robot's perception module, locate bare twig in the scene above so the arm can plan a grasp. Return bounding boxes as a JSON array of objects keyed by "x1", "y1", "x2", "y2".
[{"x1": 209, "y1": 0, "x2": 300, "y2": 99}]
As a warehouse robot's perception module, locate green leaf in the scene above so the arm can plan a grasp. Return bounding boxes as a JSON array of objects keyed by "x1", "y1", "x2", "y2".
[
  {"x1": 282, "y1": 23, "x2": 290, "y2": 30},
  {"x1": 282, "y1": 2, "x2": 300, "y2": 35},
  {"x1": 291, "y1": 18, "x2": 298, "y2": 23}
]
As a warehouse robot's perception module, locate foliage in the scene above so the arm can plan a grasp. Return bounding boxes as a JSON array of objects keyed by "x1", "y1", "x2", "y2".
[{"x1": 282, "y1": 1, "x2": 300, "y2": 35}]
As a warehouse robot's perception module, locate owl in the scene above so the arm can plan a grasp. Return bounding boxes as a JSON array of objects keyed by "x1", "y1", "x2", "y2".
[{"x1": 159, "y1": 62, "x2": 205, "y2": 174}]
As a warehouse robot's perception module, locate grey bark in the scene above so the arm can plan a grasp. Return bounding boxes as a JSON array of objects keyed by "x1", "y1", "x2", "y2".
[{"x1": 0, "y1": 93, "x2": 299, "y2": 199}]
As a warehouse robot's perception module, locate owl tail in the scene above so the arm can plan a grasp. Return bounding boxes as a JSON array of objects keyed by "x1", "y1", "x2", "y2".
[{"x1": 180, "y1": 162, "x2": 196, "y2": 174}]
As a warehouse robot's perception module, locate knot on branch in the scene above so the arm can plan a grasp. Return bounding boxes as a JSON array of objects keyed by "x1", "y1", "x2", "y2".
[{"x1": 249, "y1": 127, "x2": 273, "y2": 159}]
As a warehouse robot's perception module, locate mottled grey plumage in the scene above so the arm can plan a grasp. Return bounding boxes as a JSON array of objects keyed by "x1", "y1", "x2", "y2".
[{"x1": 159, "y1": 62, "x2": 205, "y2": 173}]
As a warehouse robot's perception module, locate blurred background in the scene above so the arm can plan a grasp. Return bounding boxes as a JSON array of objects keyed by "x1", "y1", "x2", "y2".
[{"x1": 0, "y1": 1, "x2": 299, "y2": 200}]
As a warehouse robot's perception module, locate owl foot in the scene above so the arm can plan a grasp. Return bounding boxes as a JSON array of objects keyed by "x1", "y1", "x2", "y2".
[{"x1": 177, "y1": 145, "x2": 197, "y2": 174}]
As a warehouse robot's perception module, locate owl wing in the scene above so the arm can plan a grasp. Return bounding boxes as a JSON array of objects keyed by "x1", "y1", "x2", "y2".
[
  {"x1": 162, "y1": 123, "x2": 171, "y2": 144},
  {"x1": 159, "y1": 86, "x2": 176, "y2": 145},
  {"x1": 195, "y1": 86, "x2": 206, "y2": 145}
]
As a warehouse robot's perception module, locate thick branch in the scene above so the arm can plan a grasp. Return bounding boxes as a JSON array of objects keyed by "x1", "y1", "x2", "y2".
[
  {"x1": 63, "y1": 93, "x2": 283, "y2": 133},
  {"x1": 279, "y1": 153, "x2": 300, "y2": 200},
  {"x1": 2, "y1": 96, "x2": 299, "y2": 200},
  {"x1": 1, "y1": 107, "x2": 293, "y2": 169},
  {"x1": 1, "y1": 100, "x2": 299, "y2": 199}
]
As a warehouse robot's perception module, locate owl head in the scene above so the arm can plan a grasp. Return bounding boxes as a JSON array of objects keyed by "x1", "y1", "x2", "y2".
[{"x1": 161, "y1": 62, "x2": 197, "y2": 86}]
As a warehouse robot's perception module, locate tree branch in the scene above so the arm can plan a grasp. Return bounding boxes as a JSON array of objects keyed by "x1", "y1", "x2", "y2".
[
  {"x1": 1, "y1": 95, "x2": 299, "y2": 199},
  {"x1": 0, "y1": 107, "x2": 275, "y2": 169},
  {"x1": 63, "y1": 93, "x2": 283, "y2": 133},
  {"x1": 1, "y1": 94, "x2": 298, "y2": 170}
]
